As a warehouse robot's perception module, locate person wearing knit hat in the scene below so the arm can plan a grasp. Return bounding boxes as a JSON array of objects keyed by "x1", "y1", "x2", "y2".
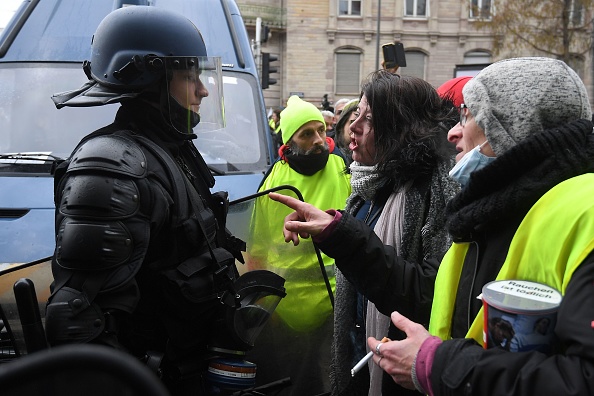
[
  {"x1": 356, "y1": 57, "x2": 594, "y2": 396},
  {"x1": 244, "y1": 94, "x2": 351, "y2": 395},
  {"x1": 446, "y1": 57, "x2": 591, "y2": 187},
  {"x1": 436, "y1": 76, "x2": 472, "y2": 135},
  {"x1": 280, "y1": 95, "x2": 326, "y2": 144},
  {"x1": 462, "y1": 57, "x2": 590, "y2": 157},
  {"x1": 436, "y1": 76, "x2": 472, "y2": 108}
]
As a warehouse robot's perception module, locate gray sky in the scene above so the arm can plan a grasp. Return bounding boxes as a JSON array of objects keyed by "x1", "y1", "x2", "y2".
[{"x1": 0, "y1": 0, "x2": 22, "y2": 29}]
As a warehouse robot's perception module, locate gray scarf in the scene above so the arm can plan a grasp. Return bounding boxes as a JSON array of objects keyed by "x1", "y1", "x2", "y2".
[
  {"x1": 366, "y1": 184, "x2": 410, "y2": 396},
  {"x1": 346, "y1": 162, "x2": 382, "y2": 210}
]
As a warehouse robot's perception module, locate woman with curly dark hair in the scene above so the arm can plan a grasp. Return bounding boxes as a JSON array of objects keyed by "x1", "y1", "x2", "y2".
[{"x1": 269, "y1": 70, "x2": 464, "y2": 396}]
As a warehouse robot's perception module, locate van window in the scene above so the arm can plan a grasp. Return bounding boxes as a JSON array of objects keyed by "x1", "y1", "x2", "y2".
[{"x1": 0, "y1": 0, "x2": 268, "y2": 173}]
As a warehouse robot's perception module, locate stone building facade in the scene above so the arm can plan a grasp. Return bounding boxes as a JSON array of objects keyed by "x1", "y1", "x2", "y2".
[{"x1": 239, "y1": 0, "x2": 593, "y2": 111}]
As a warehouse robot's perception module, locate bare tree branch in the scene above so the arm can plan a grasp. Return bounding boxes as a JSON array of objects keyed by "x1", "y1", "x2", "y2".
[{"x1": 469, "y1": 0, "x2": 593, "y2": 68}]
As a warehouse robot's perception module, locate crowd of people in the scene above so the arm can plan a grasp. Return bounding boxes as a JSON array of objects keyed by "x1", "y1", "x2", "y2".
[
  {"x1": 41, "y1": 5, "x2": 594, "y2": 396},
  {"x1": 269, "y1": 57, "x2": 594, "y2": 396}
]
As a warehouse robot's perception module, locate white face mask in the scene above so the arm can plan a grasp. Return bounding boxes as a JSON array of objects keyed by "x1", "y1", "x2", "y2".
[{"x1": 449, "y1": 141, "x2": 495, "y2": 187}]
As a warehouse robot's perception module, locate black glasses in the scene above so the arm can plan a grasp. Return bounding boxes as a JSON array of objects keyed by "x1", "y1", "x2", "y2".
[{"x1": 460, "y1": 104, "x2": 468, "y2": 126}]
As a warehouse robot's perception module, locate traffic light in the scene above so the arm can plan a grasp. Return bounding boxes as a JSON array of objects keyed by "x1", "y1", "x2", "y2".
[
  {"x1": 261, "y1": 25, "x2": 270, "y2": 43},
  {"x1": 261, "y1": 52, "x2": 278, "y2": 89}
]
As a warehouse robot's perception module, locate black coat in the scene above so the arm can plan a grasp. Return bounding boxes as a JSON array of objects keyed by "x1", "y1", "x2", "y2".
[
  {"x1": 48, "y1": 101, "x2": 239, "y2": 396},
  {"x1": 431, "y1": 118, "x2": 594, "y2": 395},
  {"x1": 320, "y1": 158, "x2": 459, "y2": 396}
]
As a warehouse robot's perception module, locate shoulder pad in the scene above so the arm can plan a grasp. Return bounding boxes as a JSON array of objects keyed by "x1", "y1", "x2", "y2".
[{"x1": 68, "y1": 134, "x2": 147, "y2": 178}]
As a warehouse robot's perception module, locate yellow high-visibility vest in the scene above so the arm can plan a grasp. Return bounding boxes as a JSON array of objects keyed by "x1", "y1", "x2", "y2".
[
  {"x1": 430, "y1": 174, "x2": 594, "y2": 343},
  {"x1": 247, "y1": 155, "x2": 351, "y2": 331}
]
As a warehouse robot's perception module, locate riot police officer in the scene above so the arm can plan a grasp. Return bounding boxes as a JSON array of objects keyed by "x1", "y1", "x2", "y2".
[{"x1": 46, "y1": 6, "x2": 241, "y2": 395}]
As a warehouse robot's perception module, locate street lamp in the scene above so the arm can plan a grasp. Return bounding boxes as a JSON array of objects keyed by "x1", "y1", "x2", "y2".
[{"x1": 375, "y1": 0, "x2": 382, "y2": 70}]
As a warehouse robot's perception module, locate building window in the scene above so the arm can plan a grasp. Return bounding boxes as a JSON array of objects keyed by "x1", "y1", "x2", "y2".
[
  {"x1": 464, "y1": 51, "x2": 491, "y2": 65},
  {"x1": 455, "y1": 51, "x2": 492, "y2": 77},
  {"x1": 335, "y1": 51, "x2": 361, "y2": 94},
  {"x1": 339, "y1": 0, "x2": 362, "y2": 16},
  {"x1": 469, "y1": 0, "x2": 492, "y2": 20},
  {"x1": 398, "y1": 51, "x2": 426, "y2": 80},
  {"x1": 405, "y1": 0, "x2": 428, "y2": 17}
]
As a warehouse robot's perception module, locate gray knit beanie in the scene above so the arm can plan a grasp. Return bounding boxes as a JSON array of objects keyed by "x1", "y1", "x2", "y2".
[{"x1": 462, "y1": 57, "x2": 592, "y2": 156}]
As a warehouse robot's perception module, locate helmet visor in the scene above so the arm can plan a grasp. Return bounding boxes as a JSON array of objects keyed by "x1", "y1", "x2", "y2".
[{"x1": 164, "y1": 56, "x2": 225, "y2": 134}]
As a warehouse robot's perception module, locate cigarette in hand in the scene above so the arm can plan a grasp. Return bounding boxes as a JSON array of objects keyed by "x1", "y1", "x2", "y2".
[{"x1": 350, "y1": 337, "x2": 390, "y2": 377}]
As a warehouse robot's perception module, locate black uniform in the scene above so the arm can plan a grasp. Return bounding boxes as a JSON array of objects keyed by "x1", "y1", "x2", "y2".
[{"x1": 46, "y1": 100, "x2": 241, "y2": 394}]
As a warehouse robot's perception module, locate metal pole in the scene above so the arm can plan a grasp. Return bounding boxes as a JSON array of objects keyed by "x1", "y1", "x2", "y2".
[
  {"x1": 255, "y1": 17, "x2": 262, "y2": 78},
  {"x1": 375, "y1": 0, "x2": 381, "y2": 71},
  {"x1": 256, "y1": 16, "x2": 262, "y2": 46}
]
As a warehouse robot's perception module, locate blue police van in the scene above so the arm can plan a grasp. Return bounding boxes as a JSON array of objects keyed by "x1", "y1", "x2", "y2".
[
  {"x1": 0, "y1": 0, "x2": 283, "y2": 374},
  {"x1": 0, "y1": 0, "x2": 274, "y2": 269}
]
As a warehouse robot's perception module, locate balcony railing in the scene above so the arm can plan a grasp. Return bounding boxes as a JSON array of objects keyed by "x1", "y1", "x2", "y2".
[{"x1": 238, "y1": 4, "x2": 286, "y2": 28}]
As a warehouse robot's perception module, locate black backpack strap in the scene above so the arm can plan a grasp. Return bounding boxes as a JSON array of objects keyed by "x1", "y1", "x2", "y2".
[
  {"x1": 131, "y1": 134, "x2": 238, "y2": 306},
  {"x1": 129, "y1": 134, "x2": 189, "y2": 229},
  {"x1": 131, "y1": 136, "x2": 229, "y2": 266}
]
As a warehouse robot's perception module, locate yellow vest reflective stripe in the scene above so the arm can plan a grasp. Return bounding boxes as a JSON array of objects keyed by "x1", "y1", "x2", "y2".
[
  {"x1": 428, "y1": 243, "x2": 469, "y2": 341},
  {"x1": 430, "y1": 174, "x2": 594, "y2": 343}
]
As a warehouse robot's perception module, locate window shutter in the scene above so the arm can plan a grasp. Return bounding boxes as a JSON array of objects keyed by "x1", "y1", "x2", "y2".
[
  {"x1": 336, "y1": 52, "x2": 361, "y2": 94},
  {"x1": 399, "y1": 51, "x2": 425, "y2": 80}
]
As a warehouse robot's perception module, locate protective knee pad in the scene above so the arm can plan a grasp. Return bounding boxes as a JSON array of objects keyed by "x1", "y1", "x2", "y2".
[{"x1": 45, "y1": 287, "x2": 105, "y2": 345}]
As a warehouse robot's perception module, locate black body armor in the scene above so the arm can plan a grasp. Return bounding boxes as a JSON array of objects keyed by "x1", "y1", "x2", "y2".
[{"x1": 45, "y1": 109, "x2": 242, "y2": 391}]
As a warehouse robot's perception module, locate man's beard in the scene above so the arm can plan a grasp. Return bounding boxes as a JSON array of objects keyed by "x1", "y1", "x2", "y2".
[{"x1": 284, "y1": 141, "x2": 330, "y2": 175}]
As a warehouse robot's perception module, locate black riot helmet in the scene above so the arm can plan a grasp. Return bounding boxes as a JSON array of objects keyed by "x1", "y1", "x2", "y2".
[
  {"x1": 89, "y1": 6, "x2": 207, "y2": 90},
  {"x1": 52, "y1": 6, "x2": 225, "y2": 134}
]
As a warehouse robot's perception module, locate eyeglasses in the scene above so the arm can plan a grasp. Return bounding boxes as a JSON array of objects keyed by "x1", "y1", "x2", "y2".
[{"x1": 460, "y1": 104, "x2": 468, "y2": 126}]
